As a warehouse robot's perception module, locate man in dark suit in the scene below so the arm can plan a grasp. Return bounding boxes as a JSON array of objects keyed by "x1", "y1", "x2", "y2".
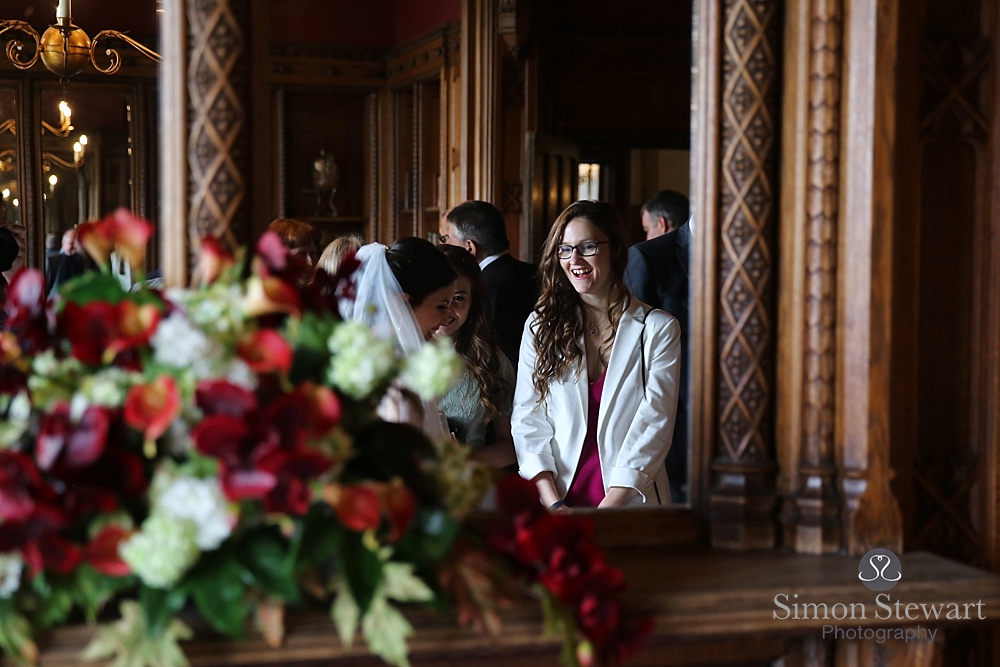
[
  {"x1": 439, "y1": 200, "x2": 538, "y2": 367},
  {"x1": 624, "y1": 190, "x2": 691, "y2": 503}
]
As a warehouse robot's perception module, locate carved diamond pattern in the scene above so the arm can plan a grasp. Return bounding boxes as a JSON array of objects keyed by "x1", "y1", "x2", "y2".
[
  {"x1": 186, "y1": 0, "x2": 250, "y2": 250},
  {"x1": 716, "y1": 0, "x2": 779, "y2": 468}
]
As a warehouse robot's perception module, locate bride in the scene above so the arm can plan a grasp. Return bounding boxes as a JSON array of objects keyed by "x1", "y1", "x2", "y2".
[{"x1": 342, "y1": 237, "x2": 457, "y2": 439}]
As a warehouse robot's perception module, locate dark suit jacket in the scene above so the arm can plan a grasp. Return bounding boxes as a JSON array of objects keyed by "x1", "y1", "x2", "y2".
[
  {"x1": 480, "y1": 253, "x2": 539, "y2": 367},
  {"x1": 624, "y1": 223, "x2": 690, "y2": 500}
]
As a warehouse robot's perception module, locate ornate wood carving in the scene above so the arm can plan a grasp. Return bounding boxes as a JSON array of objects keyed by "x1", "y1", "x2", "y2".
[
  {"x1": 781, "y1": 0, "x2": 844, "y2": 554},
  {"x1": 708, "y1": 0, "x2": 782, "y2": 550},
  {"x1": 186, "y1": 0, "x2": 251, "y2": 250}
]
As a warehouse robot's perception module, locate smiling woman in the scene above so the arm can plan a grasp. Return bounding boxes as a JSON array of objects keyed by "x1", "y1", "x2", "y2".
[{"x1": 512, "y1": 200, "x2": 682, "y2": 510}]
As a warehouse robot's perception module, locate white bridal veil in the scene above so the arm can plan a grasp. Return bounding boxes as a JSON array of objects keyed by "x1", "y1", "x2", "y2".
[{"x1": 342, "y1": 243, "x2": 448, "y2": 440}]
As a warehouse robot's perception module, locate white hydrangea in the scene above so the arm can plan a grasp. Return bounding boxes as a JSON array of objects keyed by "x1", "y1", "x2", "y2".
[
  {"x1": 31, "y1": 350, "x2": 61, "y2": 377},
  {"x1": 8, "y1": 391, "x2": 31, "y2": 422},
  {"x1": 222, "y1": 358, "x2": 257, "y2": 391},
  {"x1": 0, "y1": 553, "x2": 23, "y2": 598},
  {"x1": 74, "y1": 367, "x2": 142, "y2": 413},
  {"x1": 119, "y1": 513, "x2": 200, "y2": 589},
  {"x1": 327, "y1": 321, "x2": 397, "y2": 399},
  {"x1": 154, "y1": 476, "x2": 233, "y2": 551},
  {"x1": 398, "y1": 337, "x2": 463, "y2": 401},
  {"x1": 184, "y1": 284, "x2": 246, "y2": 337},
  {"x1": 151, "y1": 312, "x2": 223, "y2": 378}
]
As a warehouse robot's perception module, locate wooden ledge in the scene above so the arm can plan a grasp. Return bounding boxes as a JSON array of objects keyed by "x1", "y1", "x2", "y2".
[{"x1": 13, "y1": 550, "x2": 999, "y2": 667}]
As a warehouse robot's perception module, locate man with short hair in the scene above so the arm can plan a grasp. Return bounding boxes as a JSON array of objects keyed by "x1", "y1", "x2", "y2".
[
  {"x1": 48, "y1": 228, "x2": 86, "y2": 297},
  {"x1": 625, "y1": 190, "x2": 692, "y2": 502},
  {"x1": 440, "y1": 200, "x2": 538, "y2": 365},
  {"x1": 640, "y1": 189, "x2": 690, "y2": 241}
]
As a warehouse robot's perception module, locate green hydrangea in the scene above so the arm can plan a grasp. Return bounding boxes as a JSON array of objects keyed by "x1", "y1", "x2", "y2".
[
  {"x1": 119, "y1": 514, "x2": 200, "y2": 589},
  {"x1": 398, "y1": 337, "x2": 463, "y2": 401},
  {"x1": 327, "y1": 321, "x2": 397, "y2": 399}
]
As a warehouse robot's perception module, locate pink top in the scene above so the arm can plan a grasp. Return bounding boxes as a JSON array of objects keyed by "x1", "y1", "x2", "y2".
[{"x1": 564, "y1": 368, "x2": 607, "y2": 507}]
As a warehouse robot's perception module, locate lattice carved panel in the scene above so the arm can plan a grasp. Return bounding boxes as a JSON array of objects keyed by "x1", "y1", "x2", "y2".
[
  {"x1": 717, "y1": 0, "x2": 780, "y2": 466},
  {"x1": 187, "y1": 0, "x2": 251, "y2": 251},
  {"x1": 908, "y1": 35, "x2": 992, "y2": 569}
]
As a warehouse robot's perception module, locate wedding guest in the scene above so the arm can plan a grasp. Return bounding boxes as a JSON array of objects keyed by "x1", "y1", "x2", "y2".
[
  {"x1": 48, "y1": 227, "x2": 88, "y2": 297},
  {"x1": 268, "y1": 218, "x2": 319, "y2": 266},
  {"x1": 318, "y1": 234, "x2": 363, "y2": 276},
  {"x1": 346, "y1": 238, "x2": 457, "y2": 439},
  {"x1": 439, "y1": 201, "x2": 538, "y2": 366},
  {"x1": 512, "y1": 200, "x2": 681, "y2": 509},
  {"x1": 437, "y1": 245, "x2": 516, "y2": 467}
]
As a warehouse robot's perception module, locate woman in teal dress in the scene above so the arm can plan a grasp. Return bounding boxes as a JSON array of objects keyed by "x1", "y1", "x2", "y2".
[{"x1": 437, "y1": 245, "x2": 517, "y2": 468}]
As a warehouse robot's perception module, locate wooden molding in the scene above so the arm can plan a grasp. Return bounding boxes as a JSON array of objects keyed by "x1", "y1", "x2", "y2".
[
  {"x1": 160, "y1": 0, "x2": 188, "y2": 288},
  {"x1": 460, "y1": 0, "x2": 498, "y2": 203},
  {"x1": 778, "y1": 0, "x2": 844, "y2": 555}
]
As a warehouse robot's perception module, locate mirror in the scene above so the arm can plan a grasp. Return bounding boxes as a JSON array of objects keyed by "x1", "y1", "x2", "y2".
[
  {"x1": 40, "y1": 86, "x2": 136, "y2": 241},
  {"x1": 0, "y1": 86, "x2": 19, "y2": 225}
]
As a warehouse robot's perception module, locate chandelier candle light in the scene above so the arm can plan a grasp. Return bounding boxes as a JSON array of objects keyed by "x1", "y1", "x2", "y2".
[{"x1": 0, "y1": 0, "x2": 160, "y2": 79}]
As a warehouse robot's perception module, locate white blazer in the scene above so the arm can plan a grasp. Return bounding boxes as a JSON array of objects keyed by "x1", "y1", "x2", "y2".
[{"x1": 512, "y1": 298, "x2": 681, "y2": 505}]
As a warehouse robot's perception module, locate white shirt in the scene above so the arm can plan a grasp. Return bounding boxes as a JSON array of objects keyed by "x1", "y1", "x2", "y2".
[{"x1": 478, "y1": 252, "x2": 505, "y2": 271}]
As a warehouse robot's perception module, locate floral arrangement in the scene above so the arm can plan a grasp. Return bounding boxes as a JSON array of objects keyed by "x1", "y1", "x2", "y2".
[{"x1": 0, "y1": 210, "x2": 650, "y2": 667}]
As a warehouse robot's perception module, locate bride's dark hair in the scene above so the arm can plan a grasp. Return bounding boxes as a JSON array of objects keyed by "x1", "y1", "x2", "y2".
[
  {"x1": 386, "y1": 237, "x2": 457, "y2": 307},
  {"x1": 438, "y1": 245, "x2": 511, "y2": 422}
]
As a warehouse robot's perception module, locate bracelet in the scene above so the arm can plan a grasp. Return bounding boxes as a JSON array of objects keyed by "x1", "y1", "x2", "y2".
[{"x1": 549, "y1": 500, "x2": 566, "y2": 510}]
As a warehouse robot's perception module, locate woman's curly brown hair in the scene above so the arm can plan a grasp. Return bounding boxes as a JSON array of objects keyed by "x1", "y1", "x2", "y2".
[
  {"x1": 531, "y1": 200, "x2": 632, "y2": 404},
  {"x1": 438, "y1": 245, "x2": 512, "y2": 422}
]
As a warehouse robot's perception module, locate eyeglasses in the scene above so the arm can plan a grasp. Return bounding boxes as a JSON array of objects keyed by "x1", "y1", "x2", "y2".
[{"x1": 556, "y1": 241, "x2": 610, "y2": 260}]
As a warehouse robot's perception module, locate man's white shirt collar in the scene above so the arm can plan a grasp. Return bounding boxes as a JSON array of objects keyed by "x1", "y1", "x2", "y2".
[{"x1": 479, "y1": 252, "x2": 505, "y2": 270}]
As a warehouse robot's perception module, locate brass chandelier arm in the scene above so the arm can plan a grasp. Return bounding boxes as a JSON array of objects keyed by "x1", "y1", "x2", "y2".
[
  {"x1": 0, "y1": 20, "x2": 41, "y2": 70},
  {"x1": 90, "y1": 30, "x2": 160, "y2": 75},
  {"x1": 43, "y1": 152, "x2": 82, "y2": 170}
]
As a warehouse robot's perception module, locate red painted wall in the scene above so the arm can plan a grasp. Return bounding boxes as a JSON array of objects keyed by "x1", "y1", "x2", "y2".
[
  {"x1": 395, "y1": 0, "x2": 461, "y2": 44},
  {"x1": 270, "y1": 0, "x2": 396, "y2": 47}
]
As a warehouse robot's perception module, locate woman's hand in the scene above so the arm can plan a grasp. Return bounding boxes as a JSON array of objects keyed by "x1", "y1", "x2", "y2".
[{"x1": 597, "y1": 486, "x2": 638, "y2": 508}]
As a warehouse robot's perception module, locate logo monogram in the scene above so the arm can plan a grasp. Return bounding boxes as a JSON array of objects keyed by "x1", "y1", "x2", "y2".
[{"x1": 858, "y1": 548, "x2": 902, "y2": 592}]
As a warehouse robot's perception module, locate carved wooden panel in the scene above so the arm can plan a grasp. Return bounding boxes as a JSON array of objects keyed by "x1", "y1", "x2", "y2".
[
  {"x1": 186, "y1": 0, "x2": 251, "y2": 249},
  {"x1": 904, "y1": 1, "x2": 993, "y2": 568},
  {"x1": 709, "y1": 0, "x2": 782, "y2": 550}
]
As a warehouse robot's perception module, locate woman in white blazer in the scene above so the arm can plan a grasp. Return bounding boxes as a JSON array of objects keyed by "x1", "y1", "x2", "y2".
[{"x1": 512, "y1": 200, "x2": 681, "y2": 509}]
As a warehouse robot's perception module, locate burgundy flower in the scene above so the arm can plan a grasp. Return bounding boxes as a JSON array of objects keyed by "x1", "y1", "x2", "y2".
[
  {"x1": 538, "y1": 541, "x2": 608, "y2": 606},
  {"x1": 3, "y1": 268, "x2": 52, "y2": 356},
  {"x1": 0, "y1": 504, "x2": 79, "y2": 576},
  {"x1": 575, "y1": 567, "x2": 627, "y2": 646},
  {"x1": 191, "y1": 380, "x2": 333, "y2": 508},
  {"x1": 83, "y1": 526, "x2": 133, "y2": 577},
  {"x1": 510, "y1": 512, "x2": 594, "y2": 566},
  {"x1": 237, "y1": 329, "x2": 293, "y2": 375},
  {"x1": 256, "y1": 447, "x2": 332, "y2": 516},
  {"x1": 61, "y1": 299, "x2": 160, "y2": 366},
  {"x1": 496, "y1": 474, "x2": 545, "y2": 518},
  {"x1": 0, "y1": 451, "x2": 51, "y2": 522},
  {"x1": 35, "y1": 403, "x2": 111, "y2": 471}
]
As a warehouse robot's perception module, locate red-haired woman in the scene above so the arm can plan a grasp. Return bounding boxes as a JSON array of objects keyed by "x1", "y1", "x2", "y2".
[{"x1": 512, "y1": 200, "x2": 681, "y2": 509}]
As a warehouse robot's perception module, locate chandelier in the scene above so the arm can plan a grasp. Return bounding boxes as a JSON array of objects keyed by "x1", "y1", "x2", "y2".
[{"x1": 0, "y1": 0, "x2": 160, "y2": 80}]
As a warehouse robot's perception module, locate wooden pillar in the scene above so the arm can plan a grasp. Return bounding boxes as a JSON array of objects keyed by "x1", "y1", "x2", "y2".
[
  {"x1": 186, "y1": 0, "x2": 252, "y2": 251},
  {"x1": 778, "y1": 0, "x2": 844, "y2": 554},
  {"x1": 837, "y1": 0, "x2": 903, "y2": 556},
  {"x1": 460, "y1": 0, "x2": 498, "y2": 203},
  {"x1": 705, "y1": 0, "x2": 783, "y2": 550}
]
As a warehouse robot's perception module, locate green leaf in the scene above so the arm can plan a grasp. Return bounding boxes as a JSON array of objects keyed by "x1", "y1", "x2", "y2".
[
  {"x1": 73, "y1": 566, "x2": 138, "y2": 623},
  {"x1": 0, "y1": 598, "x2": 36, "y2": 667},
  {"x1": 338, "y1": 531, "x2": 383, "y2": 615},
  {"x1": 330, "y1": 579, "x2": 360, "y2": 648},
  {"x1": 295, "y1": 505, "x2": 342, "y2": 572},
  {"x1": 58, "y1": 272, "x2": 129, "y2": 306},
  {"x1": 361, "y1": 596, "x2": 414, "y2": 667},
  {"x1": 395, "y1": 509, "x2": 460, "y2": 563},
  {"x1": 186, "y1": 555, "x2": 248, "y2": 638},
  {"x1": 33, "y1": 584, "x2": 74, "y2": 628},
  {"x1": 139, "y1": 585, "x2": 188, "y2": 638},
  {"x1": 237, "y1": 532, "x2": 300, "y2": 604},
  {"x1": 290, "y1": 311, "x2": 338, "y2": 351},
  {"x1": 83, "y1": 600, "x2": 193, "y2": 667},
  {"x1": 382, "y1": 563, "x2": 433, "y2": 603}
]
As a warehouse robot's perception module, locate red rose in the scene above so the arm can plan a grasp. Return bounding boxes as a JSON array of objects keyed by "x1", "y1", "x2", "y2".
[
  {"x1": 237, "y1": 329, "x2": 293, "y2": 374},
  {"x1": 325, "y1": 483, "x2": 382, "y2": 533},
  {"x1": 124, "y1": 375, "x2": 181, "y2": 450},
  {"x1": 83, "y1": 525, "x2": 132, "y2": 577},
  {"x1": 538, "y1": 541, "x2": 607, "y2": 606},
  {"x1": 77, "y1": 209, "x2": 153, "y2": 268}
]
